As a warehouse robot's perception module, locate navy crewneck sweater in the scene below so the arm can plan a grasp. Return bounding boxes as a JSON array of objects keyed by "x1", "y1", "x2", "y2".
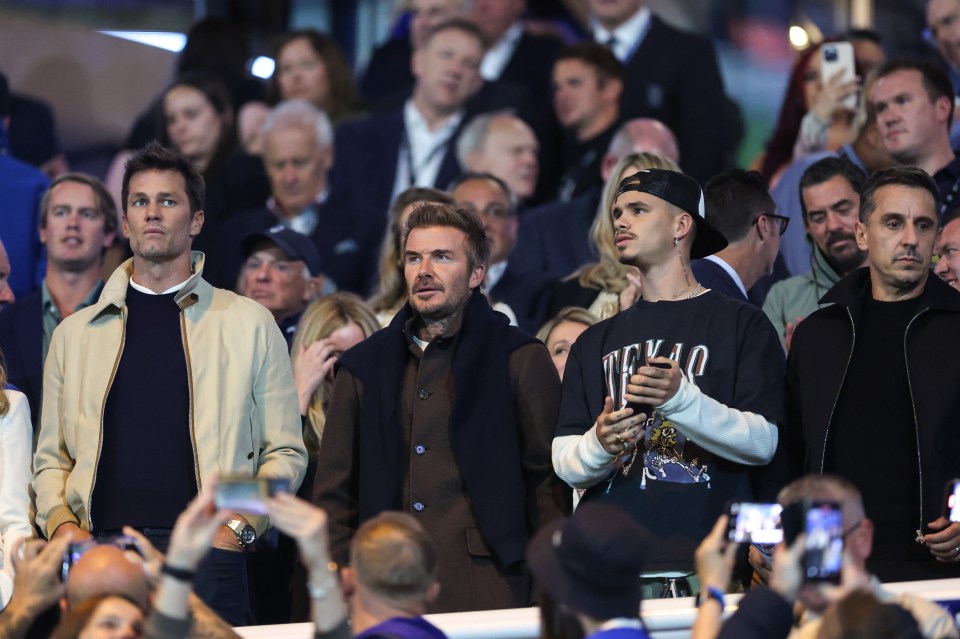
[{"x1": 90, "y1": 285, "x2": 197, "y2": 531}]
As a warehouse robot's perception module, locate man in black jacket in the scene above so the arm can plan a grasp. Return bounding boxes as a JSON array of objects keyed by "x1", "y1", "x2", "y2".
[{"x1": 787, "y1": 166, "x2": 960, "y2": 582}]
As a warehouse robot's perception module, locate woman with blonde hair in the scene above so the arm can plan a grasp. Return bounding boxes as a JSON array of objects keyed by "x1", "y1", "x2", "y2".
[
  {"x1": 537, "y1": 307, "x2": 598, "y2": 381},
  {"x1": 544, "y1": 152, "x2": 681, "y2": 321},
  {"x1": 291, "y1": 293, "x2": 380, "y2": 456},
  {"x1": 0, "y1": 354, "x2": 34, "y2": 609}
]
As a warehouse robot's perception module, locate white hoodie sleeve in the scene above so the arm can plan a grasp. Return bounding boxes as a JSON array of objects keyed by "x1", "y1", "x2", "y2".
[{"x1": 657, "y1": 374, "x2": 778, "y2": 466}]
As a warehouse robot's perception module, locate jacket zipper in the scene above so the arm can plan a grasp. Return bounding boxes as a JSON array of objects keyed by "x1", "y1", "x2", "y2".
[
  {"x1": 180, "y1": 311, "x2": 201, "y2": 490},
  {"x1": 904, "y1": 307, "x2": 929, "y2": 542},
  {"x1": 820, "y1": 307, "x2": 856, "y2": 473},
  {"x1": 88, "y1": 305, "x2": 127, "y2": 531}
]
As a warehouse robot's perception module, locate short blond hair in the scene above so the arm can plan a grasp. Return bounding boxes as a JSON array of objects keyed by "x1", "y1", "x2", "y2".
[{"x1": 350, "y1": 512, "x2": 438, "y2": 603}]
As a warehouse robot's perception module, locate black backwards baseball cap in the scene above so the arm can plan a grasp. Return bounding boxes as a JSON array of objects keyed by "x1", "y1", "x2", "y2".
[
  {"x1": 241, "y1": 225, "x2": 322, "y2": 276},
  {"x1": 527, "y1": 502, "x2": 648, "y2": 620},
  {"x1": 617, "y1": 168, "x2": 728, "y2": 259}
]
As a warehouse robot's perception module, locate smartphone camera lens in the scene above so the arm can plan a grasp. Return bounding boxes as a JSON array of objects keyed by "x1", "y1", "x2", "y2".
[{"x1": 824, "y1": 47, "x2": 838, "y2": 62}]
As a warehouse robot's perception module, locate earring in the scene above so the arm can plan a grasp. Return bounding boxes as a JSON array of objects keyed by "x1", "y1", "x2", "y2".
[{"x1": 674, "y1": 236, "x2": 680, "y2": 247}]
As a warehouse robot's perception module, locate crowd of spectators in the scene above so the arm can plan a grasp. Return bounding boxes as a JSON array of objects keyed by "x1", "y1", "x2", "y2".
[{"x1": 4, "y1": 0, "x2": 960, "y2": 636}]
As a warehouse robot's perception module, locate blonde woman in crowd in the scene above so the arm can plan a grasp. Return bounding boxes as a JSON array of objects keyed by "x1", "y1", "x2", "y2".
[
  {"x1": 545, "y1": 152, "x2": 681, "y2": 321},
  {"x1": 537, "y1": 307, "x2": 598, "y2": 381},
  {"x1": 291, "y1": 293, "x2": 380, "y2": 454},
  {"x1": 0, "y1": 355, "x2": 34, "y2": 609}
]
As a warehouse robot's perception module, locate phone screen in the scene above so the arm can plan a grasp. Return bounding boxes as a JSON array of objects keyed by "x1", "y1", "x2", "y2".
[
  {"x1": 215, "y1": 477, "x2": 291, "y2": 515},
  {"x1": 727, "y1": 502, "x2": 783, "y2": 544},
  {"x1": 947, "y1": 479, "x2": 960, "y2": 523},
  {"x1": 803, "y1": 502, "x2": 843, "y2": 583}
]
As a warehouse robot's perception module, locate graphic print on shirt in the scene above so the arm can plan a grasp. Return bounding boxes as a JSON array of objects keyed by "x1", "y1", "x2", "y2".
[{"x1": 602, "y1": 339, "x2": 710, "y2": 487}]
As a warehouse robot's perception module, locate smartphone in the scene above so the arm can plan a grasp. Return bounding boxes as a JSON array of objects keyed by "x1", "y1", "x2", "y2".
[
  {"x1": 61, "y1": 535, "x2": 142, "y2": 582},
  {"x1": 727, "y1": 502, "x2": 784, "y2": 544},
  {"x1": 801, "y1": 501, "x2": 844, "y2": 583},
  {"x1": 627, "y1": 360, "x2": 672, "y2": 418},
  {"x1": 945, "y1": 479, "x2": 960, "y2": 522},
  {"x1": 215, "y1": 476, "x2": 291, "y2": 515},
  {"x1": 820, "y1": 42, "x2": 857, "y2": 110}
]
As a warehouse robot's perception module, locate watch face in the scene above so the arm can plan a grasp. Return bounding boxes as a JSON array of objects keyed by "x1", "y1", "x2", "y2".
[{"x1": 240, "y1": 526, "x2": 256, "y2": 546}]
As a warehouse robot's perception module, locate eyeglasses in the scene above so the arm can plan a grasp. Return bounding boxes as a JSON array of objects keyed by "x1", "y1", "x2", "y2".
[
  {"x1": 753, "y1": 213, "x2": 790, "y2": 236},
  {"x1": 841, "y1": 519, "x2": 863, "y2": 541}
]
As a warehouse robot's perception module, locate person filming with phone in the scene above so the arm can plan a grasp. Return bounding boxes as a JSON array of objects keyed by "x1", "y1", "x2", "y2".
[
  {"x1": 553, "y1": 168, "x2": 785, "y2": 599},
  {"x1": 692, "y1": 475, "x2": 956, "y2": 639}
]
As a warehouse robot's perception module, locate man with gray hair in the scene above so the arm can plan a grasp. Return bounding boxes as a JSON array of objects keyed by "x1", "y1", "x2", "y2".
[
  {"x1": 457, "y1": 111, "x2": 539, "y2": 205},
  {"x1": 207, "y1": 99, "x2": 376, "y2": 294}
]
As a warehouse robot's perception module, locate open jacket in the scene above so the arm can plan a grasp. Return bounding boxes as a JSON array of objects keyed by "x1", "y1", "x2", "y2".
[
  {"x1": 785, "y1": 268, "x2": 960, "y2": 540},
  {"x1": 33, "y1": 253, "x2": 306, "y2": 537}
]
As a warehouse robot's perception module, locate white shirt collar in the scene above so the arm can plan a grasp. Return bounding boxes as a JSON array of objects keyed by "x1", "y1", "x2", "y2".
[
  {"x1": 703, "y1": 254, "x2": 748, "y2": 298},
  {"x1": 392, "y1": 100, "x2": 464, "y2": 202},
  {"x1": 592, "y1": 6, "x2": 652, "y2": 62},
  {"x1": 129, "y1": 275, "x2": 191, "y2": 296},
  {"x1": 485, "y1": 260, "x2": 508, "y2": 290},
  {"x1": 598, "y1": 618, "x2": 643, "y2": 631},
  {"x1": 480, "y1": 22, "x2": 525, "y2": 82}
]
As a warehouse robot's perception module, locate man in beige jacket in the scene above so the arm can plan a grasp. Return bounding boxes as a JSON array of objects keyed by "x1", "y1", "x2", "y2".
[{"x1": 33, "y1": 142, "x2": 306, "y2": 626}]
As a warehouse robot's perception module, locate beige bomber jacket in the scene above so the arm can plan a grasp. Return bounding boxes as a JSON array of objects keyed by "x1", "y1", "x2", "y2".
[{"x1": 33, "y1": 253, "x2": 307, "y2": 537}]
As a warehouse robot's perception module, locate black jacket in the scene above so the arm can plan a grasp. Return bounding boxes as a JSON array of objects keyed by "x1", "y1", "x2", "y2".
[
  {"x1": 785, "y1": 268, "x2": 960, "y2": 543},
  {"x1": 618, "y1": 16, "x2": 728, "y2": 184}
]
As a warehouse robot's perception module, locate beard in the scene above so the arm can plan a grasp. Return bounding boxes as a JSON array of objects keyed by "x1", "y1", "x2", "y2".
[{"x1": 821, "y1": 231, "x2": 867, "y2": 276}]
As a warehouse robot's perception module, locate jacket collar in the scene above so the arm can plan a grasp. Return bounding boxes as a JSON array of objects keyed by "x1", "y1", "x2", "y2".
[
  {"x1": 91, "y1": 251, "x2": 210, "y2": 320},
  {"x1": 820, "y1": 266, "x2": 960, "y2": 313},
  {"x1": 811, "y1": 245, "x2": 843, "y2": 289}
]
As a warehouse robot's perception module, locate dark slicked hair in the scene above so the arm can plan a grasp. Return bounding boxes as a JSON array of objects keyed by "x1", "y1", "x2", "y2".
[
  {"x1": 702, "y1": 169, "x2": 775, "y2": 243},
  {"x1": 556, "y1": 41, "x2": 624, "y2": 84},
  {"x1": 798, "y1": 157, "x2": 867, "y2": 221},
  {"x1": 403, "y1": 202, "x2": 490, "y2": 270},
  {"x1": 874, "y1": 59, "x2": 955, "y2": 130},
  {"x1": 859, "y1": 166, "x2": 941, "y2": 224},
  {"x1": 121, "y1": 141, "x2": 205, "y2": 215}
]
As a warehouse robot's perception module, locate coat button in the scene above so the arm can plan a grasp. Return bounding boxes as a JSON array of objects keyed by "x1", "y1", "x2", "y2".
[
  {"x1": 415, "y1": 444, "x2": 426, "y2": 455},
  {"x1": 418, "y1": 388, "x2": 430, "y2": 400},
  {"x1": 413, "y1": 501, "x2": 425, "y2": 511}
]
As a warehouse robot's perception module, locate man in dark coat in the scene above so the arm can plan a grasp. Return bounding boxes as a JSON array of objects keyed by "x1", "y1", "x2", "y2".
[{"x1": 313, "y1": 203, "x2": 564, "y2": 613}]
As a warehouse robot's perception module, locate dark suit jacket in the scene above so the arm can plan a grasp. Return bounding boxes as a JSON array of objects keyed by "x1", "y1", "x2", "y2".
[
  {"x1": 691, "y1": 258, "x2": 749, "y2": 303},
  {"x1": 331, "y1": 110, "x2": 463, "y2": 222},
  {"x1": 0, "y1": 291, "x2": 43, "y2": 427},
  {"x1": 359, "y1": 37, "x2": 414, "y2": 107},
  {"x1": 205, "y1": 189, "x2": 382, "y2": 296},
  {"x1": 618, "y1": 16, "x2": 727, "y2": 184},
  {"x1": 488, "y1": 264, "x2": 551, "y2": 334},
  {"x1": 510, "y1": 187, "x2": 600, "y2": 282},
  {"x1": 498, "y1": 32, "x2": 563, "y2": 103}
]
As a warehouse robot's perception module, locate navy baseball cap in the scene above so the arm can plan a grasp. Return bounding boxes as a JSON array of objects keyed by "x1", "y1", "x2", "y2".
[
  {"x1": 617, "y1": 168, "x2": 728, "y2": 259},
  {"x1": 241, "y1": 225, "x2": 322, "y2": 276}
]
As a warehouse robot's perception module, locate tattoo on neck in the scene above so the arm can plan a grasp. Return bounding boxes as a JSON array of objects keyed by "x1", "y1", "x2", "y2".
[
  {"x1": 679, "y1": 253, "x2": 691, "y2": 288},
  {"x1": 420, "y1": 317, "x2": 452, "y2": 341}
]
